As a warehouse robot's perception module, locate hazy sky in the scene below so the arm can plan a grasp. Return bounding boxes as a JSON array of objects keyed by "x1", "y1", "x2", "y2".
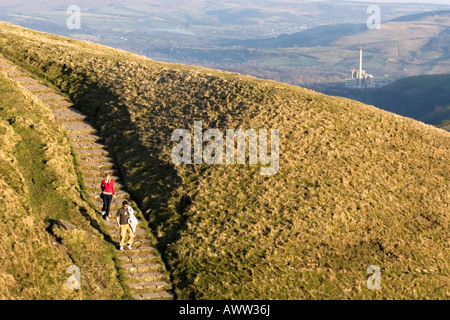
[
  {"x1": 344, "y1": 0, "x2": 450, "y2": 4},
  {"x1": 0, "y1": 0, "x2": 449, "y2": 7}
]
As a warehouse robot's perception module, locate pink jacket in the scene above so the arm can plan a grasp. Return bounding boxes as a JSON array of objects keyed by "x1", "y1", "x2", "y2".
[{"x1": 101, "y1": 179, "x2": 115, "y2": 195}]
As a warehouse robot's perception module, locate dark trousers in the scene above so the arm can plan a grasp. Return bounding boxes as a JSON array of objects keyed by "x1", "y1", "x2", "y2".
[{"x1": 102, "y1": 194, "x2": 113, "y2": 218}]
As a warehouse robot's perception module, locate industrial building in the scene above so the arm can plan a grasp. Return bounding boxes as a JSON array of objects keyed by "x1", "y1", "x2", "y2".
[{"x1": 345, "y1": 48, "x2": 375, "y2": 89}]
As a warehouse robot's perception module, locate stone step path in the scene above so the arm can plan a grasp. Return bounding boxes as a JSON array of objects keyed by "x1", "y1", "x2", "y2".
[{"x1": 0, "y1": 56, "x2": 173, "y2": 300}]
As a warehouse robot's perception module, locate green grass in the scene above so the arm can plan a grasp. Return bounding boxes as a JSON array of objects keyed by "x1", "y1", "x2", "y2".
[{"x1": 0, "y1": 21, "x2": 449, "y2": 300}]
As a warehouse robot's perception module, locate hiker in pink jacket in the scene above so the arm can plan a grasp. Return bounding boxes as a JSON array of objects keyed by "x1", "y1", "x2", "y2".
[{"x1": 101, "y1": 174, "x2": 116, "y2": 221}]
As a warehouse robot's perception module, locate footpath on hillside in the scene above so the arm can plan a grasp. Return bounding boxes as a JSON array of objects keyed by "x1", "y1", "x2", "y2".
[{"x1": 0, "y1": 56, "x2": 173, "y2": 300}]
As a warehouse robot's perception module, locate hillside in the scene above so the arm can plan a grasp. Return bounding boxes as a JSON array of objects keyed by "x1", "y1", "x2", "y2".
[
  {"x1": 0, "y1": 70, "x2": 127, "y2": 299},
  {"x1": 322, "y1": 74, "x2": 450, "y2": 125},
  {"x1": 1, "y1": 21, "x2": 449, "y2": 299}
]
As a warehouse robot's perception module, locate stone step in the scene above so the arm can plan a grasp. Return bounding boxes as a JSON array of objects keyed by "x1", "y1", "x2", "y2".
[
  {"x1": 116, "y1": 241, "x2": 153, "y2": 252},
  {"x1": 0, "y1": 64, "x2": 15, "y2": 70},
  {"x1": 82, "y1": 161, "x2": 115, "y2": 171},
  {"x1": 104, "y1": 216, "x2": 145, "y2": 230},
  {"x1": 84, "y1": 176, "x2": 122, "y2": 185},
  {"x1": 11, "y1": 76, "x2": 40, "y2": 85},
  {"x1": 53, "y1": 108, "x2": 87, "y2": 122},
  {"x1": 126, "y1": 243, "x2": 155, "y2": 251},
  {"x1": 103, "y1": 218, "x2": 120, "y2": 228},
  {"x1": 133, "y1": 292, "x2": 173, "y2": 300},
  {"x1": 21, "y1": 84, "x2": 53, "y2": 93},
  {"x1": 109, "y1": 228, "x2": 149, "y2": 240},
  {"x1": 78, "y1": 155, "x2": 112, "y2": 163},
  {"x1": 76, "y1": 148, "x2": 110, "y2": 157},
  {"x1": 119, "y1": 253, "x2": 158, "y2": 263},
  {"x1": 118, "y1": 238, "x2": 152, "y2": 247},
  {"x1": 62, "y1": 122, "x2": 96, "y2": 134},
  {"x1": 72, "y1": 141, "x2": 106, "y2": 150},
  {"x1": 2, "y1": 70, "x2": 25, "y2": 77},
  {"x1": 126, "y1": 272, "x2": 166, "y2": 283},
  {"x1": 94, "y1": 200, "x2": 123, "y2": 211},
  {"x1": 84, "y1": 180, "x2": 124, "y2": 192},
  {"x1": 116, "y1": 246, "x2": 157, "y2": 255},
  {"x1": 94, "y1": 201, "x2": 122, "y2": 212},
  {"x1": 69, "y1": 133, "x2": 101, "y2": 143},
  {"x1": 129, "y1": 280, "x2": 171, "y2": 292},
  {"x1": 122, "y1": 262, "x2": 163, "y2": 273},
  {"x1": 83, "y1": 169, "x2": 119, "y2": 178},
  {"x1": 90, "y1": 190, "x2": 128, "y2": 200},
  {"x1": 44, "y1": 100, "x2": 73, "y2": 109},
  {"x1": 35, "y1": 92, "x2": 66, "y2": 101},
  {"x1": 109, "y1": 236, "x2": 153, "y2": 248}
]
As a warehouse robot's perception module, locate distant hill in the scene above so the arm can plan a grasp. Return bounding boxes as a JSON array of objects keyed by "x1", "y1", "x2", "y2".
[
  {"x1": 390, "y1": 9, "x2": 450, "y2": 22},
  {"x1": 227, "y1": 23, "x2": 367, "y2": 48},
  {"x1": 322, "y1": 74, "x2": 450, "y2": 125},
  {"x1": 437, "y1": 119, "x2": 450, "y2": 131},
  {"x1": 165, "y1": 10, "x2": 450, "y2": 86},
  {"x1": 1, "y1": 21, "x2": 449, "y2": 299},
  {"x1": 1, "y1": 2, "x2": 450, "y2": 87},
  {"x1": 235, "y1": 10, "x2": 450, "y2": 50}
]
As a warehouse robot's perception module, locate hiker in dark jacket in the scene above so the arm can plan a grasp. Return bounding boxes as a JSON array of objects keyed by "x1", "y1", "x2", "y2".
[
  {"x1": 101, "y1": 174, "x2": 116, "y2": 221},
  {"x1": 116, "y1": 200, "x2": 135, "y2": 251}
]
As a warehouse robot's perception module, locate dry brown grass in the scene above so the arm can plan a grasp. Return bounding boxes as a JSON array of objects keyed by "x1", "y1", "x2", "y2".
[
  {"x1": 0, "y1": 21, "x2": 449, "y2": 299},
  {"x1": 0, "y1": 73, "x2": 125, "y2": 299}
]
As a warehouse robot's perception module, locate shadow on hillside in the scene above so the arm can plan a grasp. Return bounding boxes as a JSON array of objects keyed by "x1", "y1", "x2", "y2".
[
  {"x1": 72, "y1": 84, "x2": 189, "y2": 297},
  {"x1": 1, "y1": 50, "x2": 199, "y2": 298},
  {"x1": 78, "y1": 205, "x2": 117, "y2": 246}
]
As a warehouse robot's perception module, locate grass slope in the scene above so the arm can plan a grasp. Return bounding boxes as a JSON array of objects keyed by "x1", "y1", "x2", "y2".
[
  {"x1": 0, "y1": 22, "x2": 449, "y2": 299},
  {"x1": 0, "y1": 72, "x2": 126, "y2": 299}
]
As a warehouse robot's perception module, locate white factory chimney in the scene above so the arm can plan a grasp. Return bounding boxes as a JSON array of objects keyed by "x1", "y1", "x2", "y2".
[{"x1": 359, "y1": 48, "x2": 363, "y2": 87}]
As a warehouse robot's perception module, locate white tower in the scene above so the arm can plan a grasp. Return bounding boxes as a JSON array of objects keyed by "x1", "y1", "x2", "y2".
[{"x1": 359, "y1": 48, "x2": 363, "y2": 87}]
